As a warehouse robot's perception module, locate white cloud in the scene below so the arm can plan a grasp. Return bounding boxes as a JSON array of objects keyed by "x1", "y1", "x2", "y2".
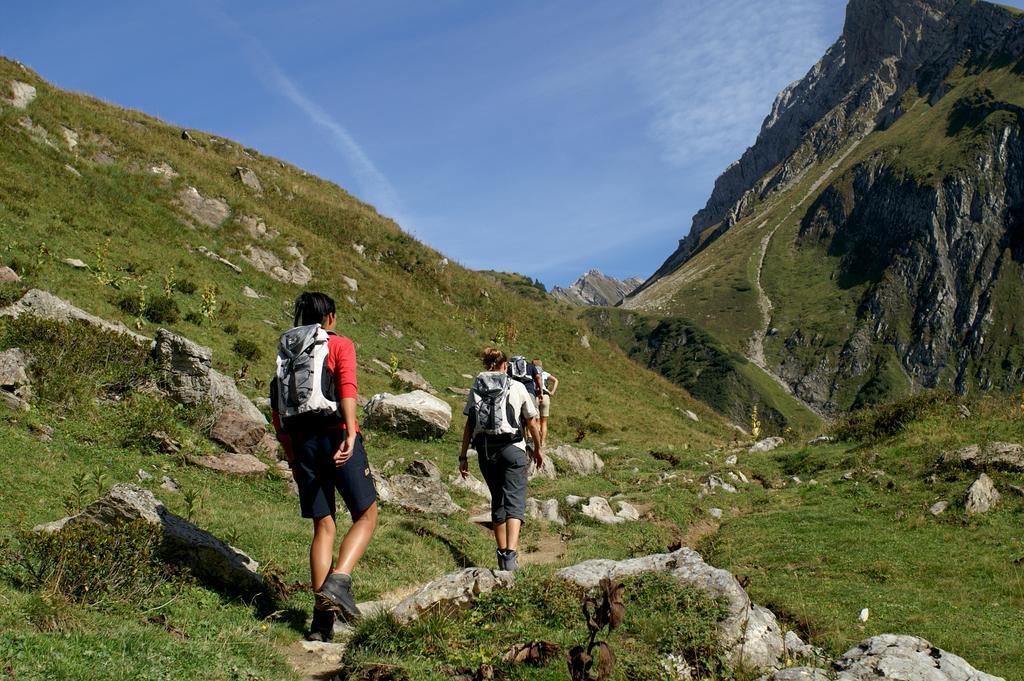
[
  {"x1": 639, "y1": 0, "x2": 837, "y2": 166},
  {"x1": 199, "y1": 3, "x2": 408, "y2": 227}
]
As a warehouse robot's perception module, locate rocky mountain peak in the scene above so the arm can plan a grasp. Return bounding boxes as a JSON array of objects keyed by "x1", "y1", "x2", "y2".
[{"x1": 551, "y1": 270, "x2": 642, "y2": 306}]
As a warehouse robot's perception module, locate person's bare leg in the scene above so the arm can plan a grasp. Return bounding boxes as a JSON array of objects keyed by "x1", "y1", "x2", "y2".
[
  {"x1": 540, "y1": 417, "x2": 549, "y2": 446},
  {"x1": 492, "y1": 520, "x2": 508, "y2": 550},
  {"x1": 332, "y1": 502, "x2": 378, "y2": 576},
  {"x1": 310, "y1": 515, "x2": 337, "y2": 590},
  {"x1": 505, "y1": 518, "x2": 523, "y2": 552}
]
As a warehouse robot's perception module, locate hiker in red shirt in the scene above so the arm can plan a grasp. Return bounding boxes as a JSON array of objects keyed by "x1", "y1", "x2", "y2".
[{"x1": 271, "y1": 292, "x2": 377, "y2": 642}]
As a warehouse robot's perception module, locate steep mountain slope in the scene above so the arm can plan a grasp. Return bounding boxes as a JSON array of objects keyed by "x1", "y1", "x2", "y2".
[
  {"x1": 0, "y1": 56, "x2": 724, "y2": 445},
  {"x1": 626, "y1": 0, "x2": 1024, "y2": 413},
  {"x1": 550, "y1": 269, "x2": 641, "y2": 306}
]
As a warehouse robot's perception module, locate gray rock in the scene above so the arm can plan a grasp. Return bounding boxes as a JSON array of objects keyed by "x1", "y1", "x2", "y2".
[
  {"x1": 700, "y1": 475, "x2": 738, "y2": 496},
  {"x1": 341, "y1": 276, "x2": 358, "y2": 292},
  {"x1": 189, "y1": 452, "x2": 269, "y2": 477},
  {"x1": 448, "y1": 471, "x2": 491, "y2": 501},
  {"x1": 525, "y1": 497, "x2": 565, "y2": 525},
  {"x1": 234, "y1": 166, "x2": 262, "y2": 193},
  {"x1": 236, "y1": 214, "x2": 276, "y2": 241},
  {"x1": 62, "y1": 258, "x2": 88, "y2": 269},
  {"x1": 759, "y1": 670, "x2": 832, "y2": 681},
  {"x1": 549, "y1": 444, "x2": 604, "y2": 476},
  {"x1": 64, "y1": 164, "x2": 81, "y2": 177},
  {"x1": 708, "y1": 507, "x2": 724, "y2": 520},
  {"x1": 352, "y1": 243, "x2": 366, "y2": 256},
  {"x1": 580, "y1": 334, "x2": 590, "y2": 349},
  {"x1": 0, "y1": 348, "x2": 32, "y2": 411},
  {"x1": 196, "y1": 246, "x2": 242, "y2": 274},
  {"x1": 942, "y1": 442, "x2": 1024, "y2": 472},
  {"x1": 176, "y1": 186, "x2": 230, "y2": 228},
  {"x1": 832, "y1": 634, "x2": 1004, "y2": 681},
  {"x1": 6, "y1": 80, "x2": 37, "y2": 109},
  {"x1": 527, "y1": 452, "x2": 557, "y2": 480},
  {"x1": 965, "y1": 473, "x2": 1000, "y2": 515},
  {"x1": 0, "y1": 265, "x2": 20, "y2": 282},
  {"x1": 928, "y1": 501, "x2": 948, "y2": 516},
  {"x1": 749, "y1": 437, "x2": 785, "y2": 453},
  {"x1": 137, "y1": 469, "x2": 153, "y2": 482},
  {"x1": 807, "y1": 435, "x2": 833, "y2": 446},
  {"x1": 381, "y1": 323, "x2": 404, "y2": 339},
  {"x1": 392, "y1": 568, "x2": 514, "y2": 624},
  {"x1": 724, "y1": 454, "x2": 738, "y2": 465},
  {"x1": 447, "y1": 385, "x2": 470, "y2": 397},
  {"x1": 209, "y1": 409, "x2": 268, "y2": 456},
  {"x1": 683, "y1": 409, "x2": 699, "y2": 422},
  {"x1": 565, "y1": 495, "x2": 585, "y2": 507},
  {"x1": 558, "y1": 547, "x2": 784, "y2": 670},
  {"x1": 957, "y1": 404, "x2": 972, "y2": 419},
  {"x1": 242, "y1": 286, "x2": 263, "y2": 299},
  {"x1": 783, "y1": 630, "x2": 828, "y2": 664},
  {"x1": 241, "y1": 245, "x2": 312, "y2": 286},
  {"x1": 298, "y1": 640, "x2": 347, "y2": 665},
  {"x1": 393, "y1": 368, "x2": 433, "y2": 393},
  {"x1": 35, "y1": 484, "x2": 262, "y2": 594},
  {"x1": 363, "y1": 391, "x2": 451, "y2": 438},
  {"x1": 615, "y1": 500, "x2": 640, "y2": 521},
  {"x1": 0, "y1": 289, "x2": 150, "y2": 344},
  {"x1": 378, "y1": 473, "x2": 461, "y2": 515},
  {"x1": 149, "y1": 161, "x2": 177, "y2": 178},
  {"x1": 406, "y1": 459, "x2": 441, "y2": 481},
  {"x1": 160, "y1": 476, "x2": 180, "y2": 493},
  {"x1": 581, "y1": 496, "x2": 624, "y2": 524}
]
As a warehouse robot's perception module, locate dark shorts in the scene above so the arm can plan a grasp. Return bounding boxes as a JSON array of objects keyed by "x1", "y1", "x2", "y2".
[
  {"x1": 291, "y1": 430, "x2": 377, "y2": 521},
  {"x1": 477, "y1": 441, "x2": 529, "y2": 524}
]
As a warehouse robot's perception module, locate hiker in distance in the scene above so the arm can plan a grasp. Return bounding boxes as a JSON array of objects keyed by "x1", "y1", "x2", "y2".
[
  {"x1": 271, "y1": 292, "x2": 378, "y2": 642},
  {"x1": 533, "y1": 358, "x2": 558, "y2": 447},
  {"x1": 507, "y1": 354, "x2": 544, "y2": 415},
  {"x1": 460, "y1": 348, "x2": 543, "y2": 571}
]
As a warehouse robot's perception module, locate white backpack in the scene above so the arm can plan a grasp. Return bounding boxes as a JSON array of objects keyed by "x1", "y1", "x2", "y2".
[
  {"x1": 468, "y1": 372, "x2": 522, "y2": 447},
  {"x1": 272, "y1": 324, "x2": 339, "y2": 429}
]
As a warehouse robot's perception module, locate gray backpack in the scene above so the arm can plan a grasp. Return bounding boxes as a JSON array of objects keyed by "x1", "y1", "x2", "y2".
[
  {"x1": 468, "y1": 372, "x2": 522, "y2": 447},
  {"x1": 272, "y1": 324, "x2": 340, "y2": 430}
]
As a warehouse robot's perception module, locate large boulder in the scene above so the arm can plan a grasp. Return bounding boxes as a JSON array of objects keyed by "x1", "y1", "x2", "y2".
[
  {"x1": 391, "y1": 568, "x2": 514, "y2": 624},
  {"x1": 377, "y1": 473, "x2": 461, "y2": 515},
  {"x1": 152, "y1": 329, "x2": 265, "y2": 425},
  {"x1": 176, "y1": 186, "x2": 230, "y2": 228},
  {"x1": 363, "y1": 391, "x2": 451, "y2": 438},
  {"x1": 0, "y1": 289, "x2": 150, "y2": 345},
  {"x1": 549, "y1": 445, "x2": 604, "y2": 476},
  {"x1": 448, "y1": 471, "x2": 492, "y2": 501},
  {"x1": 209, "y1": 409, "x2": 266, "y2": 455},
  {"x1": 749, "y1": 437, "x2": 785, "y2": 453},
  {"x1": 525, "y1": 497, "x2": 565, "y2": 525},
  {"x1": 0, "y1": 348, "x2": 32, "y2": 411},
  {"x1": 241, "y1": 245, "x2": 312, "y2": 286},
  {"x1": 761, "y1": 635, "x2": 1004, "y2": 681},
  {"x1": 527, "y1": 452, "x2": 557, "y2": 479},
  {"x1": 5, "y1": 80, "x2": 37, "y2": 109},
  {"x1": 941, "y1": 442, "x2": 1024, "y2": 472},
  {"x1": 965, "y1": 473, "x2": 1000, "y2": 515},
  {"x1": 0, "y1": 265, "x2": 20, "y2": 282},
  {"x1": 35, "y1": 484, "x2": 263, "y2": 594},
  {"x1": 558, "y1": 548, "x2": 784, "y2": 671}
]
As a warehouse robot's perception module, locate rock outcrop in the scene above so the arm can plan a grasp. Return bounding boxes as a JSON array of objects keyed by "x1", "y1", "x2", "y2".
[
  {"x1": 0, "y1": 289, "x2": 151, "y2": 345},
  {"x1": 391, "y1": 568, "x2": 514, "y2": 624},
  {"x1": 941, "y1": 442, "x2": 1024, "y2": 472},
  {"x1": 241, "y1": 245, "x2": 312, "y2": 286},
  {"x1": 4, "y1": 80, "x2": 37, "y2": 109},
  {"x1": 0, "y1": 348, "x2": 32, "y2": 411},
  {"x1": 551, "y1": 270, "x2": 642, "y2": 306},
  {"x1": 965, "y1": 473, "x2": 1000, "y2": 515},
  {"x1": 363, "y1": 391, "x2": 452, "y2": 438},
  {"x1": 176, "y1": 186, "x2": 230, "y2": 228},
  {"x1": 374, "y1": 472, "x2": 461, "y2": 515},
  {"x1": 549, "y1": 444, "x2": 604, "y2": 476},
  {"x1": 35, "y1": 484, "x2": 263, "y2": 594},
  {"x1": 524, "y1": 497, "x2": 565, "y2": 525}
]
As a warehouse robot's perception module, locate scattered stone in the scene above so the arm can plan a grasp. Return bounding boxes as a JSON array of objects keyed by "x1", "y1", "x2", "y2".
[
  {"x1": 60, "y1": 125, "x2": 78, "y2": 150},
  {"x1": 234, "y1": 166, "x2": 262, "y2": 193},
  {"x1": 209, "y1": 409, "x2": 267, "y2": 456},
  {"x1": 352, "y1": 243, "x2": 366, "y2": 256},
  {"x1": 378, "y1": 473, "x2": 461, "y2": 515},
  {"x1": 527, "y1": 453, "x2": 557, "y2": 480},
  {"x1": 413, "y1": 340, "x2": 426, "y2": 351},
  {"x1": 965, "y1": 473, "x2": 1000, "y2": 515},
  {"x1": 242, "y1": 286, "x2": 263, "y2": 299},
  {"x1": 363, "y1": 391, "x2": 451, "y2": 438},
  {"x1": 393, "y1": 368, "x2": 433, "y2": 393},
  {"x1": 941, "y1": 442, "x2": 1024, "y2": 472},
  {"x1": 749, "y1": 437, "x2": 785, "y2": 453},
  {"x1": 35, "y1": 484, "x2": 263, "y2": 593},
  {"x1": 447, "y1": 386, "x2": 470, "y2": 397},
  {"x1": 341, "y1": 276, "x2": 358, "y2": 292},
  {"x1": 724, "y1": 454, "x2": 738, "y2": 465},
  {"x1": 275, "y1": 460, "x2": 299, "y2": 496},
  {"x1": 549, "y1": 445, "x2": 604, "y2": 476},
  {"x1": 615, "y1": 500, "x2": 640, "y2": 521},
  {"x1": 381, "y1": 323, "x2": 404, "y2": 339},
  {"x1": 708, "y1": 507, "x2": 723, "y2": 520},
  {"x1": 137, "y1": 469, "x2": 153, "y2": 482},
  {"x1": 564, "y1": 495, "x2": 585, "y2": 507},
  {"x1": 858, "y1": 608, "x2": 870, "y2": 623},
  {"x1": 29, "y1": 422, "x2": 53, "y2": 441},
  {"x1": 929, "y1": 500, "x2": 948, "y2": 516},
  {"x1": 682, "y1": 409, "x2": 699, "y2": 422},
  {"x1": 581, "y1": 496, "x2": 624, "y2": 524},
  {"x1": 406, "y1": 459, "x2": 441, "y2": 481},
  {"x1": 149, "y1": 161, "x2": 177, "y2": 178},
  {"x1": 807, "y1": 435, "x2": 833, "y2": 445},
  {"x1": 298, "y1": 640, "x2": 347, "y2": 665},
  {"x1": 700, "y1": 475, "x2": 737, "y2": 496},
  {"x1": 64, "y1": 163, "x2": 81, "y2": 177},
  {"x1": 91, "y1": 150, "x2": 116, "y2": 165},
  {"x1": 152, "y1": 329, "x2": 266, "y2": 424},
  {"x1": 580, "y1": 335, "x2": 590, "y2": 349},
  {"x1": 0, "y1": 348, "x2": 32, "y2": 412},
  {"x1": 189, "y1": 452, "x2": 269, "y2": 476},
  {"x1": 160, "y1": 476, "x2": 180, "y2": 493},
  {"x1": 957, "y1": 404, "x2": 972, "y2": 419},
  {"x1": 525, "y1": 497, "x2": 565, "y2": 525},
  {"x1": 0, "y1": 266, "x2": 19, "y2": 282},
  {"x1": 392, "y1": 568, "x2": 514, "y2": 624},
  {"x1": 195, "y1": 245, "x2": 242, "y2": 274},
  {"x1": 661, "y1": 653, "x2": 694, "y2": 680},
  {"x1": 6, "y1": 80, "x2": 37, "y2": 109},
  {"x1": 176, "y1": 187, "x2": 230, "y2": 228},
  {"x1": 241, "y1": 245, "x2": 312, "y2": 286},
  {"x1": 62, "y1": 258, "x2": 88, "y2": 269},
  {"x1": 448, "y1": 471, "x2": 491, "y2": 501},
  {"x1": 558, "y1": 548, "x2": 784, "y2": 670}
]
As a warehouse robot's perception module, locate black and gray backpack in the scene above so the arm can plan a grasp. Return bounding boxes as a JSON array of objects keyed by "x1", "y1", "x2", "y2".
[
  {"x1": 271, "y1": 324, "x2": 340, "y2": 431},
  {"x1": 508, "y1": 356, "x2": 530, "y2": 384},
  {"x1": 468, "y1": 372, "x2": 522, "y2": 449}
]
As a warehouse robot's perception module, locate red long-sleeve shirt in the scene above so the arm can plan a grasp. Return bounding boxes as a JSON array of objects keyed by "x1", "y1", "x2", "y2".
[{"x1": 272, "y1": 332, "x2": 359, "y2": 459}]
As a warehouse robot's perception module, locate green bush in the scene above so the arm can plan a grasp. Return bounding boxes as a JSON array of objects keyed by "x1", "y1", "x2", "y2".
[
  {"x1": 832, "y1": 391, "x2": 955, "y2": 442},
  {"x1": 1, "y1": 520, "x2": 171, "y2": 605},
  {"x1": 115, "y1": 291, "x2": 143, "y2": 316},
  {"x1": 144, "y1": 294, "x2": 179, "y2": 323},
  {"x1": 173, "y1": 278, "x2": 197, "y2": 295},
  {"x1": 223, "y1": 322, "x2": 239, "y2": 335},
  {"x1": 232, "y1": 338, "x2": 261, "y2": 361}
]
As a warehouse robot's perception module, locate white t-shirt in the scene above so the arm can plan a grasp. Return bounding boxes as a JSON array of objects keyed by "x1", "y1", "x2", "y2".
[
  {"x1": 540, "y1": 371, "x2": 552, "y2": 395},
  {"x1": 464, "y1": 372, "x2": 539, "y2": 451}
]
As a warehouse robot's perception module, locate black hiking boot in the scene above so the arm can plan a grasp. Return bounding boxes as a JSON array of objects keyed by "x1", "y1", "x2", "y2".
[
  {"x1": 318, "y1": 572, "x2": 362, "y2": 622},
  {"x1": 504, "y1": 550, "x2": 519, "y2": 572},
  {"x1": 496, "y1": 548, "x2": 507, "y2": 571},
  {"x1": 305, "y1": 606, "x2": 335, "y2": 642}
]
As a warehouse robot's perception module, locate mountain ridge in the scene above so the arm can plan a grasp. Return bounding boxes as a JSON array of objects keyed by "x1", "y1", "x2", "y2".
[{"x1": 550, "y1": 269, "x2": 642, "y2": 306}]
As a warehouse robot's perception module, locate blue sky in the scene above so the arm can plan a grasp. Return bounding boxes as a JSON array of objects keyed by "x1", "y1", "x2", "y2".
[{"x1": 2, "y1": 1, "x2": 849, "y2": 288}]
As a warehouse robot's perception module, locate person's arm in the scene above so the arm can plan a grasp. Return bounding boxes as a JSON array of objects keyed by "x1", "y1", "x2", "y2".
[
  {"x1": 549, "y1": 374, "x2": 559, "y2": 396},
  {"x1": 534, "y1": 369, "x2": 544, "y2": 401},
  {"x1": 459, "y1": 418, "x2": 473, "y2": 478},
  {"x1": 526, "y1": 417, "x2": 542, "y2": 466},
  {"x1": 333, "y1": 338, "x2": 360, "y2": 465}
]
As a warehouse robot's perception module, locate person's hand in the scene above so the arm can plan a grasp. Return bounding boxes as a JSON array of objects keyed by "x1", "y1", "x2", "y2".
[
  {"x1": 532, "y1": 447, "x2": 543, "y2": 469},
  {"x1": 334, "y1": 433, "x2": 357, "y2": 466},
  {"x1": 459, "y1": 454, "x2": 469, "y2": 478}
]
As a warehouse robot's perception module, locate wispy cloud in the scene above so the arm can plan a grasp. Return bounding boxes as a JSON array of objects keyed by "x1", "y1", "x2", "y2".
[
  {"x1": 198, "y1": 3, "x2": 408, "y2": 227},
  {"x1": 638, "y1": 0, "x2": 838, "y2": 166}
]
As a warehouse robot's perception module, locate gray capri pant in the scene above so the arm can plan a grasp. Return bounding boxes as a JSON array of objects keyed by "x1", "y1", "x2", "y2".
[{"x1": 476, "y1": 441, "x2": 529, "y2": 524}]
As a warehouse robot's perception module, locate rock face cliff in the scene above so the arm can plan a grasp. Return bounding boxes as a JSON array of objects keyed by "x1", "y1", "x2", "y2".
[
  {"x1": 627, "y1": 0, "x2": 1024, "y2": 412},
  {"x1": 551, "y1": 270, "x2": 642, "y2": 306}
]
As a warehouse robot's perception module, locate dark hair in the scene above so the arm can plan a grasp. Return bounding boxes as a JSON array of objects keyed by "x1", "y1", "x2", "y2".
[
  {"x1": 293, "y1": 291, "x2": 336, "y2": 327},
  {"x1": 481, "y1": 347, "x2": 507, "y2": 371}
]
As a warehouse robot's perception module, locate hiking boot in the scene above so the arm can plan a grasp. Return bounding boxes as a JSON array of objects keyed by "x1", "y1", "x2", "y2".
[
  {"x1": 305, "y1": 606, "x2": 335, "y2": 642},
  {"x1": 318, "y1": 572, "x2": 362, "y2": 622},
  {"x1": 504, "y1": 550, "x2": 519, "y2": 572},
  {"x1": 496, "y1": 548, "x2": 507, "y2": 571}
]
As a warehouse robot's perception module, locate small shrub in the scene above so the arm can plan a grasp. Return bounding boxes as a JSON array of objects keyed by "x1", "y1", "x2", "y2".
[
  {"x1": 115, "y1": 291, "x2": 143, "y2": 316},
  {"x1": 2, "y1": 520, "x2": 170, "y2": 605},
  {"x1": 144, "y1": 294, "x2": 179, "y2": 323},
  {"x1": 832, "y1": 391, "x2": 954, "y2": 442},
  {"x1": 173, "y1": 278, "x2": 198, "y2": 295},
  {"x1": 0, "y1": 283, "x2": 28, "y2": 308},
  {"x1": 223, "y1": 322, "x2": 239, "y2": 335},
  {"x1": 232, "y1": 338, "x2": 261, "y2": 361},
  {"x1": 183, "y1": 310, "x2": 204, "y2": 325}
]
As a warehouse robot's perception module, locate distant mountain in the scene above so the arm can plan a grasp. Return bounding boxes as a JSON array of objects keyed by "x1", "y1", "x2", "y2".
[
  {"x1": 625, "y1": 0, "x2": 1024, "y2": 413},
  {"x1": 550, "y1": 270, "x2": 642, "y2": 306}
]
